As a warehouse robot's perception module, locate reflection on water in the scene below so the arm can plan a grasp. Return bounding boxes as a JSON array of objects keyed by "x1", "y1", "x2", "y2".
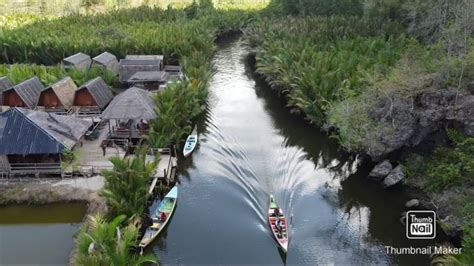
[
  {"x1": 0, "y1": 203, "x2": 86, "y2": 264},
  {"x1": 146, "y1": 36, "x2": 439, "y2": 265}
]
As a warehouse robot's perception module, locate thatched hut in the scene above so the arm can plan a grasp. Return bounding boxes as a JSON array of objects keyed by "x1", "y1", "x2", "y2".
[
  {"x1": 92, "y1": 52, "x2": 119, "y2": 74},
  {"x1": 101, "y1": 87, "x2": 156, "y2": 139},
  {"x1": 74, "y1": 77, "x2": 113, "y2": 111},
  {"x1": 63, "y1": 52, "x2": 91, "y2": 71},
  {"x1": 2, "y1": 77, "x2": 43, "y2": 109},
  {"x1": 37, "y1": 77, "x2": 78, "y2": 112}
]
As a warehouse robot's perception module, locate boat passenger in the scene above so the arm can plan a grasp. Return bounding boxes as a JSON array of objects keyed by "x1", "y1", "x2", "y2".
[
  {"x1": 276, "y1": 219, "x2": 283, "y2": 233},
  {"x1": 160, "y1": 212, "x2": 167, "y2": 222},
  {"x1": 273, "y1": 208, "x2": 280, "y2": 217}
]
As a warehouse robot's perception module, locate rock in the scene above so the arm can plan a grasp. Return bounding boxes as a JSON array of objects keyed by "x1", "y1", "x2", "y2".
[
  {"x1": 383, "y1": 165, "x2": 405, "y2": 188},
  {"x1": 405, "y1": 199, "x2": 420, "y2": 208},
  {"x1": 368, "y1": 160, "x2": 392, "y2": 180},
  {"x1": 419, "y1": 200, "x2": 438, "y2": 211},
  {"x1": 289, "y1": 108, "x2": 300, "y2": 115}
]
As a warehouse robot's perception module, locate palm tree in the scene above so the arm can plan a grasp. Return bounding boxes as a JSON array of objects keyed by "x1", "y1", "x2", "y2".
[
  {"x1": 77, "y1": 214, "x2": 158, "y2": 266},
  {"x1": 101, "y1": 148, "x2": 158, "y2": 221}
]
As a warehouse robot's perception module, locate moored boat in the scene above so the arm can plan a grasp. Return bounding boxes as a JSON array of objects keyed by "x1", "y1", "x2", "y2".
[
  {"x1": 183, "y1": 126, "x2": 198, "y2": 157},
  {"x1": 268, "y1": 193, "x2": 289, "y2": 252},
  {"x1": 139, "y1": 186, "x2": 178, "y2": 248}
]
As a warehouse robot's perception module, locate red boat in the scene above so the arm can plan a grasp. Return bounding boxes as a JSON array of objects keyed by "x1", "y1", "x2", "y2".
[{"x1": 268, "y1": 193, "x2": 288, "y2": 252}]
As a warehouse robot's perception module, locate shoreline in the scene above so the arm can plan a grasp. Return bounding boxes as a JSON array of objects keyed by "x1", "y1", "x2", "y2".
[{"x1": 0, "y1": 176, "x2": 107, "y2": 265}]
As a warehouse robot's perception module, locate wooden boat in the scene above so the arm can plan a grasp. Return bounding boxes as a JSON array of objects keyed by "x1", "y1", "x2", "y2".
[
  {"x1": 268, "y1": 193, "x2": 289, "y2": 252},
  {"x1": 183, "y1": 126, "x2": 198, "y2": 157},
  {"x1": 139, "y1": 186, "x2": 178, "y2": 248}
]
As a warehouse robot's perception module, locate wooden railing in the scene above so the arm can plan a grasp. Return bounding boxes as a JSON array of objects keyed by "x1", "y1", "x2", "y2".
[{"x1": 9, "y1": 163, "x2": 61, "y2": 175}]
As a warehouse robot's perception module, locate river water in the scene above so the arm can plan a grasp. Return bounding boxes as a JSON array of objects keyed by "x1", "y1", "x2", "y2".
[
  {"x1": 0, "y1": 203, "x2": 86, "y2": 265},
  {"x1": 149, "y1": 37, "x2": 440, "y2": 265}
]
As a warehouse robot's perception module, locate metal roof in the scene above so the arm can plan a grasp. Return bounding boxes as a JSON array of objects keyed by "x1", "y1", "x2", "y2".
[
  {"x1": 77, "y1": 77, "x2": 114, "y2": 110},
  {"x1": 120, "y1": 59, "x2": 161, "y2": 66},
  {"x1": 127, "y1": 71, "x2": 170, "y2": 83},
  {"x1": 63, "y1": 52, "x2": 91, "y2": 65},
  {"x1": 101, "y1": 87, "x2": 157, "y2": 120},
  {"x1": 0, "y1": 108, "x2": 92, "y2": 155},
  {"x1": 3, "y1": 77, "x2": 43, "y2": 109},
  {"x1": 93, "y1": 52, "x2": 117, "y2": 65},
  {"x1": 0, "y1": 76, "x2": 13, "y2": 106},
  {"x1": 125, "y1": 55, "x2": 164, "y2": 61}
]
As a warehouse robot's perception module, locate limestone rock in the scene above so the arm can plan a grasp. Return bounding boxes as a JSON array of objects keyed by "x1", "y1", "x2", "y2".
[
  {"x1": 368, "y1": 160, "x2": 392, "y2": 180},
  {"x1": 383, "y1": 165, "x2": 405, "y2": 188}
]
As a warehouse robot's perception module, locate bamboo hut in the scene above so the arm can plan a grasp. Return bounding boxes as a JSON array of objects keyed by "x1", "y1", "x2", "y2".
[
  {"x1": 63, "y1": 52, "x2": 91, "y2": 71},
  {"x1": 0, "y1": 76, "x2": 13, "y2": 109},
  {"x1": 127, "y1": 71, "x2": 170, "y2": 91},
  {"x1": 92, "y1": 52, "x2": 119, "y2": 74},
  {"x1": 119, "y1": 55, "x2": 164, "y2": 83},
  {"x1": 73, "y1": 77, "x2": 113, "y2": 112},
  {"x1": 37, "y1": 77, "x2": 78, "y2": 112},
  {"x1": 101, "y1": 87, "x2": 156, "y2": 140},
  {"x1": 0, "y1": 108, "x2": 92, "y2": 177},
  {"x1": 2, "y1": 77, "x2": 43, "y2": 109}
]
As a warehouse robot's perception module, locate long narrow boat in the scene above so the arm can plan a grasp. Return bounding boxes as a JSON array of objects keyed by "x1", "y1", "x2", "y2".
[
  {"x1": 268, "y1": 193, "x2": 289, "y2": 252},
  {"x1": 183, "y1": 126, "x2": 198, "y2": 157},
  {"x1": 139, "y1": 186, "x2": 178, "y2": 248}
]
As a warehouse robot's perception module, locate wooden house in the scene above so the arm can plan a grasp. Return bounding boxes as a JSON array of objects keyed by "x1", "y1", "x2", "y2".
[
  {"x1": 92, "y1": 52, "x2": 119, "y2": 74},
  {"x1": 63, "y1": 52, "x2": 91, "y2": 71},
  {"x1": 126, "y1": 71, "x2": 170, "y2": 91},
  {"x1": 2, "y1": 77, "x2": 43, "y2": 109},
  {"x1": 37, "y1": 77, "x2": 78, "y2": 112},
  {"x1": 0, "y1": 108, "x2": 92, "y2": 177},
  {"x1": 119, "y1": 55, "x2": 164, "y2": 83},
  {"x1": 0, "y1": 76, "x2": 13, "y2": 109},
  {"x1": 74, "y1": 77, "x2": 113, "y2": 111}
]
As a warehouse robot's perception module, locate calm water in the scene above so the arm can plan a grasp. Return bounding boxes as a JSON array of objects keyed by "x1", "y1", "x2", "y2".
[
  {"x1": 147, "y1": 37, "x2": 442, "y2": 265},
  {"x1": 0, "y1": 203, "x2": 86, "y2": 265}
]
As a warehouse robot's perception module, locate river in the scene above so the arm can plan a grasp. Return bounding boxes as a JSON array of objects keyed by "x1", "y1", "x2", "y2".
[
  {"x1": 0, "y1": 203, "x2": 86, "y2": 265},
  {"x1": 148, "y1": 36, "x2": 440, "y2": 265}
]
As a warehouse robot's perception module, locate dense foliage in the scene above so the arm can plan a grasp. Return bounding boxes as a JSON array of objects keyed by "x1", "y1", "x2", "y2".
[
  {"x1": 246, "y1": 16, "x2": 407, "y2": 125},
  {"x1": 0, "y1": 64, "x2": 118, "y2": 87},
  {"x1": 101, "y1": 149, "x2": 158, "y2": 221},
  {"x1": 405, "y1": 130, "x2": 474, "y2": 192},
  {"x1": 76, "y1": 214, "x2": 157, "y2": 265}
]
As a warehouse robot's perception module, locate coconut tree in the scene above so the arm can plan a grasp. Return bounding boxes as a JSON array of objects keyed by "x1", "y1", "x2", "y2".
[
  {"x1": 101, "y1": 148, "x2": 158, "y2": 221},
  {"x1": 77, "y1": 214, "x2": 158, "y2": 266}
]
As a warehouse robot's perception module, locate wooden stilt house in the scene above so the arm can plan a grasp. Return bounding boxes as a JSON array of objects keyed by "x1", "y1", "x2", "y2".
[
  {"x1": 73, "y1": 77, "x2": 114, "y2": 114},
  {"x1": 0, "y1": 108, "x2": 92, "y2": 177},
  {"x1": 37, "y1": 77, "x2": 78, "y2": 113},
  {"x1": 2, "y1": 77, "x2": 43, "y2": 109}
]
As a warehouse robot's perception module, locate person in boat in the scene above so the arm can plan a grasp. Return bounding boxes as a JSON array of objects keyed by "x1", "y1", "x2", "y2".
[
  {"x1": 275, "y1": 219, "x2": 283, "y2": 233},
  {"x1": 160, "y1": 212, "x2": 167, "y2": 222},
  {"x1": 273, "y1": 208, "x2": 280, "y2": 217}
]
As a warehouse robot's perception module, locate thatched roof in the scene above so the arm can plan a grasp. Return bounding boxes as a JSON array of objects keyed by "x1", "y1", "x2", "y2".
[
  {"x1": 41, "y1": 77, "x2": 78, "y2": 109},
  {"x1": 3, "y1": 77, "x2": 43, "y2": 109},
  {"x1": 77, "y1": 77, "x2": 114, "y2": 110},
  {"x1": 101, "y1": 87, "x2": 157, "y2": 120},
  {"x1": 0, "y1": 108, "x2": 92, "y2": 155},
  {"x1": 0, "y1": 76, "x2": 13, "y2": 106},
  {"x1": 127, "y1": 71, "x2": 170, "y2": 83},
  {"x1": 93, "y1": 52, "x2": 119, "y2": 73},
  {"x1": 63, "y1": 52, "x2": 91, "y2": 71}
]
